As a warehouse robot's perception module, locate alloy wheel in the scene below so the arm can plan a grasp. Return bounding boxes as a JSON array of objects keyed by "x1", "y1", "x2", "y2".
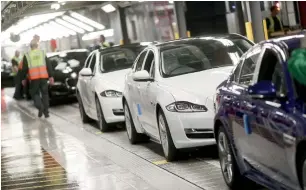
[
  {"x1": 159, "y1": 114, "x2": 169, "y2": 157},
  {"x1": 218, "y1": 131, "x2": 233, "y2": 184},
  {"x1": 79, "y1": 103, "x2": 84, "y2": 119},
  {"x1": 124, "y1": 105, "x2": 132, "y2": 139},
  {"x1": 303, "y1": 160, "x2": 306, "y2": 190},
  {"x1": 96, "y1": 101, "x2": 103, "y2": 130}
]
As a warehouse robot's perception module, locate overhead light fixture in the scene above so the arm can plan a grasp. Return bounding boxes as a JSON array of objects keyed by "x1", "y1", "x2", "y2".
[
  {"x1": 51, "y1": 3, "x2": 60, "y2": 10},
  {"x1": 62, "y1": 15, "x2": 94, "y2": 32},
  {"x1": 70, "y1": 12, "x2": 105, "y2": 30},
  {"x1": 101, "y1": 4, "x2": 116, "y2": 13},
  {"x1": 169, "y1": 1, "x2": 174, "y2": 3},
  {"x1": 49, "y1": 21, "x2": 75, "y2": 37},
  {"x1": 82, "y1": 29, "x2": 114, "y2": 41},
  {"x1": 55, "y1": 18, "x2": 85, "y2": 33}
]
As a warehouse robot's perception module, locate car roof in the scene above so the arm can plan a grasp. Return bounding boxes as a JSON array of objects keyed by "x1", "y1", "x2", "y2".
[
  {"x1": 259, "y1": 32, "x2": 306, "y2": 51},
  {"x1": 98, "y1": 42, "x2": 150, "y2": 54},
  {"x1": 152, "y1": 33, "x2": 252, "y2": 50},
  {"x1": 47, "y1": 49, "x2": 88, "y2": 57}
]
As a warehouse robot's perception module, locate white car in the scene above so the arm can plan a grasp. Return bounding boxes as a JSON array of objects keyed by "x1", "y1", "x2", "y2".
[
  {"x1": 76, "y1": 44, "x2": 146, "y2": 131},
  {"x1": 123, "y1": 34, "x2": 254, "y2": 161}
]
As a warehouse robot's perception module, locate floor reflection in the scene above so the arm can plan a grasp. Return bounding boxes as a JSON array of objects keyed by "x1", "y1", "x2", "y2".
[{"x1": 1, "y1": 99, "x2": 79, "y2": 190}]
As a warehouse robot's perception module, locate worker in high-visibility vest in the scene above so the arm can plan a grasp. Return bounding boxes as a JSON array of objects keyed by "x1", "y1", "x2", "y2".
[
  {"x1": 266, "y1": 5, "x2": 284, "y2": 36},
  {"x1": 20, "y1": 40, "x2": 54, "y2": 118},
  {"x1": 99, "y1": 35, "x2": 110, "y2": 49},
  {"x1": 12, "y1": 50, "x2": 23, "y2": 100}
]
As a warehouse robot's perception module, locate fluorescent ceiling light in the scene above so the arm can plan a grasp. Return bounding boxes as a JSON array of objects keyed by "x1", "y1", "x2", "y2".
[
  {"x1": 70, "y1": 12, "x2": 105, "y2": 30},
  {"x1": 49, "y1": 21, "x2": 70, "y2": 37},
  {"x1": 62, "y1": 15, "x2": 94, "y2": 32},
  {"x1": 169, "y1": 1, "x2": 174, "y2": 3},
  {"x1": 55, "y1": 18, "x2": 85, "y2": 33},
  {"x1": 51, "y1": 3, "x2": 60, "y2": 10},
  {"x1": 82, "y1": 29, "x2": 114, "y2": 41},
  {"x1": 101, "y1": 4, "x2": 116, "y2": 13},
  {"x1": 50, "y1": 21, "x2": 76, "y2": 36}
]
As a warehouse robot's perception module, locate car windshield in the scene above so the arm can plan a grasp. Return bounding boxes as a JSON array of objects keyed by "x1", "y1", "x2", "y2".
[
  {"x1": 48, "y1": 51, "x2": 89, "y2": 71},
  {"x1": 100, "y1": 47, "x2": 143, "y2": 73},
  {"x1": 160, "y1": 37, "x2": 253, "y2": 77}
]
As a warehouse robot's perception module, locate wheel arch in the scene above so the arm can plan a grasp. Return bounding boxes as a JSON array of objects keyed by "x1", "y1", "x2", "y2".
[{"x1": 296, "y1": 139, "x2": 306, "y2": 188}]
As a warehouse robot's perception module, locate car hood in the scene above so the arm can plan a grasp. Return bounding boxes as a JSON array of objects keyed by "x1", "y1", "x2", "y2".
[
  {"x1": 97, "y1": 68, "x2": 131, "y2": 92},
  {"x1": 158, "y1": 66, "x2": 233, "y2": 107}
]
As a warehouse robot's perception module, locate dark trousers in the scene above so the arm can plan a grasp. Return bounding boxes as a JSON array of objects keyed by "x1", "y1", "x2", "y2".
[
  {"x1": 13, "y1": 75, "x2": 23, "y2": 99},
  {"x1": 30, "y1": 79, "x2": 49, "y2": 114}
]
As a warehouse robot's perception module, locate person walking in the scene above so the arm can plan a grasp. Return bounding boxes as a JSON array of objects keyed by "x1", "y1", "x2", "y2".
[
  {"x1": 99, "y1": 35, "x2": 110, "y2": 49},
  {"x1": 21, "y1": 40, "x2": 54, "y2": 118},
  {"x1": 12, "y1": 50, "x2": 23, "y2": 100}
]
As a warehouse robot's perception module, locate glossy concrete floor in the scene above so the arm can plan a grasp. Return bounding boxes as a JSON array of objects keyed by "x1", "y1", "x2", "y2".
[
  {"x1": 1, "y1": 88, "x2": 266, "y2": 190},
  {"x1": 1, "y1": 88, "x2": 203, "y2": 190}
]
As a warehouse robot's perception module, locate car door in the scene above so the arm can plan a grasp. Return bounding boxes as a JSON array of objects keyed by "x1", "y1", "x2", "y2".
[
  {"x1": 128, "y1": 50, "x2": 148, "y2": 120},
  {"x1": 78, "y1": 53, "x2": 94, "y2": 113},
  {"x1": 138, "y1": 49, "x2": 159, "y2": 138},
  {"x1": 242, "y1": 46, "x2": 297, "y2": 188},
  {"x1": 86, "y1": 52, "x2": 98, "y2": 118},
  {"x1": 228, "y1": 46, "x2": 264, "y2": 171}
]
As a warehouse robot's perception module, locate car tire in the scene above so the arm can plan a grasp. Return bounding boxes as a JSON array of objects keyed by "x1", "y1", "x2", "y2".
[
  {"x1": 77, "y1": 94, "x2": 90, "y2": 123},
  {"x1": 217, "y1": 126, "x2": 254, "y2": 189},
  {"x1": 124, "y1": 103, "x2": 148, "y2": 144},
  {"x1": 95, "y1": 98, "x2": 109, "y2": 132},
  {"x1": 298, "y1": 151, "x2": 306, "y2": 190},
  {"x1": 158, "y1": 109, "x2": 178, "y2": 161}
]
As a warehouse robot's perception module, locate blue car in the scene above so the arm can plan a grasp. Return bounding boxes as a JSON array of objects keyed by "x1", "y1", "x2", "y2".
[{"x1": 214, "y1": 34, "x2": 306, "y2": 190}]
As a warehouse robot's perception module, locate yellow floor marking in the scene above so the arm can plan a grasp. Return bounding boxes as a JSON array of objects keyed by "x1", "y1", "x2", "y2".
[
  {"x1": 152, "y1": 160, "x2": 168, "y2": 165},
  {"x1": 2, "y1": 173, "x2": 67, "y2": 183},
  {"x1": 1, "y1": 167, "x2": 65, "y2": 179},
  {"x1": 95, "y1": 131, "x2": 102, "y2": 134}
]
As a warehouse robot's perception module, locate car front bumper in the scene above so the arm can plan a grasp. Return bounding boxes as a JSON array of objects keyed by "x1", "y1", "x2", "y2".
[
  {"x1": 49, "y1": 79, "x2": 77, "y2": 97},
  {"x1": 163, "y1": 109, "x2": 216, "y2": 149},
  {"x1": 98, "y1": 96, "x2": 125, "y2": 124}
]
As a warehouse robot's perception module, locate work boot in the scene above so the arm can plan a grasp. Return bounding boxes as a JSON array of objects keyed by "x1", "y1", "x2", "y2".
[
  {"x1": 44, "y1": 112, "x2": 50, "y2": 118},
  {"x1": 38, "y1": 110, "x2": 43, "y2": 118}
]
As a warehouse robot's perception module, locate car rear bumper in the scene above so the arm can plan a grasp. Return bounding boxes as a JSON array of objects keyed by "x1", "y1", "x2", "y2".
[
  {"x1": 49, "y1": 79, "x2": 77, "y2": 97},
  {"x1": 163, "y1": 109, "x2": 216, "y2": 149}
]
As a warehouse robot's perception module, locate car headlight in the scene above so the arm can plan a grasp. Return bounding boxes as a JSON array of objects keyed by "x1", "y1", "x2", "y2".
[
  {"x1": 166, "y1": 101, "x2": 208, "y2": 112},
  {"x1": 71, "y1": 72, "x2": 77, "y2": 79},
  {"x1": 100, "y1": 90, "x2": 123, "y2": 97}
]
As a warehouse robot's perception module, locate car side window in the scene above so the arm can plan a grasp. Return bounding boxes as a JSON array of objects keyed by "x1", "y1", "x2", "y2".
[
  {"x1": 143, "y1": 50, "x2": 154, "y2": 73},
  {"x1": 135, "y1": 51, "x2": 147, "y2": 72},
  {"x1": 230, "y1": 58, "x2": 243, "y2": 82},
  {"x1": 238, "y1": 50, "x2": 260, "y2": 86},
  {"x1": 257, "y1": 48, "x2": 287, "y2": 97},
  {"x1": 150, "y1": 60, "x2": 155, "y2": 78},
  {"x1": 84, "y1": 53, "x2": 93, "y2": 68},
  {"x1": 89, "y1": 53, "x2": 96, "y2": 74}
]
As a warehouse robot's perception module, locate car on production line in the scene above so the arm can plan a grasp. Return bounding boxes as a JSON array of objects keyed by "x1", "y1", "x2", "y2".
[
  {"x1": 1, "y1": 58, "x2": 14, "y2": 88},
  {"x1": 214, "y1": 34, "x2": 306, "y2": 190},
  {"x1": 122, "y1": 34, "x2": 254, "y2": 161},
  {"x1": 47, "y1": 49, "x2": 89, "y2": 101},
  {"x1": 76, "y1": 43, "x2": 148, "y2": 131}
]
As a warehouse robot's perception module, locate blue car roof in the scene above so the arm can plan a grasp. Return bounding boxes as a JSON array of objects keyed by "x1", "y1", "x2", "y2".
[{"x1": 260, "y1": 31, "x2": 306, "y2": 51}]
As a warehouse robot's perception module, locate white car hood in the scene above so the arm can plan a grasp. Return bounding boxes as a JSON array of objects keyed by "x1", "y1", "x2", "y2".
[
  {"x1": 159, "y1": 66, "x2": 233, "y2": 106},
  {"x1": 97, "y1": 68, "x2": 131, "y2": 91}
]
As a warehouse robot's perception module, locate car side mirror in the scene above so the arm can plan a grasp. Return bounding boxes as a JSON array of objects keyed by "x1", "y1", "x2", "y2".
[
  {"x1": 79, "y1": 68, "x2": 93, "y2": 77},
  {"x1": 248, "y1": 81, "x2": 277, "y2": 99},
  {"x1": 132, "y1": 70, "x2": 153, "y2": 82}
]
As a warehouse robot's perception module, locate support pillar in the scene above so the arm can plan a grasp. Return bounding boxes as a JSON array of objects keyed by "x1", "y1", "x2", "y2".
[
  {"x1": 235, "y1": 1, "x2": 246, "y2": 36},
  {"x1": 248, "y1": 1, "x2": 265, "y2": 42},
  {"x1": 118, "y1": 7, "x2": 129, "y2": 44},
  {"x1": 174, "y1": 1, "x2": 187, "y2": 38}
]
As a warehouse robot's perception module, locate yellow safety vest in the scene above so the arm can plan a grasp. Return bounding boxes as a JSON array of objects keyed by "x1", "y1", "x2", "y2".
[
  {"x1": 100, "y1": 42, "x2": 110, "y2": 49},
  {"x1": 25, "y1": 49, "x2": 49, "y2": 80},
  {"x1": 268, "y1": 16, "x2": 284, "y2": 33},
  {"x1": 11, "y1": 56, "x2": 21, "y2": 75}
]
